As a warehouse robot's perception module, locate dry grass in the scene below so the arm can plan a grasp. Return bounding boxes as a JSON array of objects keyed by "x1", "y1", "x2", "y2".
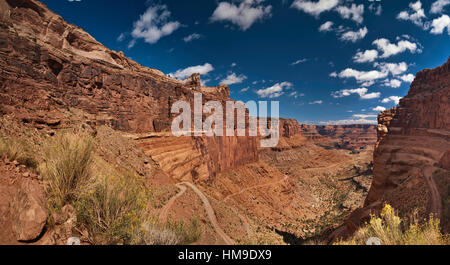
[
  {"x1": 75, "y1": 174, "x2": 151, "y2": 245},
  {"x1": 335, "y1": 204, "x2": 449, "y2": 245},
  {"x1": 0, "y1": 135, "x2": 38, "y2": 169},
  {"x1": 39, "y1": 132, "x2": 94, "y2": 210}
]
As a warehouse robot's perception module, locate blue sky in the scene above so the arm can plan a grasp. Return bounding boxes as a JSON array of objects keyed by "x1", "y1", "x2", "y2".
[{"x1": 42, "y1": 0, "x2": 450, "y2": 124}]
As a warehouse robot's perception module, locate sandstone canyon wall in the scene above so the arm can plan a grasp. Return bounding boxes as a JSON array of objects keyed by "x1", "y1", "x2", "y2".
[{"x1": 335, "y1": 58, "x2": 450, "y2": 239}]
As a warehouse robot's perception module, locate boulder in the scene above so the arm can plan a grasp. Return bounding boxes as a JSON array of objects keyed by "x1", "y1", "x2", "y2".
[{"x1": 10, "y1": 179, "x2": 48, "y2": 242}]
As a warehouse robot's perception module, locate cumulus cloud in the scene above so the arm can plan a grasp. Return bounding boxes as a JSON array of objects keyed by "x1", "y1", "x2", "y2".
[
  {"x1": 332, "y1": 62, "x2": 408, "y2": 86},
  {"x1": 256, "y1": 82, "x2": 293, "y2": 98},
  {"x1": 430, "y1": 15, "x2": 450, "y2": 34},
  {"x1": 373, "y1": 38, "x2": 421, "y2": 58},
  {"x1": 340, "y1": 27, "x2": 368, "y2": 42},
  {"x1": 332, "y1": 87, "x2": 380, "y2": 100},
  {"x1": 352, "y1": 37, "x2": 421, "y2": 64},
  {"x1": 375, "y1": 62, "x2": 408, "y2": 76},
  {"x1": 399, "y1": 73, "x2": 415, "y2": 83},
  {"x1": 318, "y1": 21, "x2": 334, "y2": 32},
  {"x1": 309, "y1": 100, "x2": 323, "y2": 104},
  {"x1": 130, "y1": 4, "x2": 181, "y2": 47},
  {"x1": 382, "y1": 96, "x2": 402, "y2": 105},
  {"x1": 397, "y1": 1, "x2": 429, "y2": 29},
  {"x1": 373, "y1": 106, "x2": 386, "y2": 112},
  {"x1": 221, "y1": 72, "x2": 247, "y2": 85},
  {"x1": 291, "y1": 0, "x2": 339, "y2": 17},
  {"x1": 335, "y1": 69, "x2": 388, "y2": 83},
  {"x1": 170, "y1": 63, "x2": 214, "y2": 80},
  {"x1": 353, "y1": 49, "x2": 379, "y2": 63},
  {"x1": 210, "y1": 0, "x2": 272, "y2": 31},
  {"x1": 335, "y1": 4, "x2": 364, "y2": 24},
  {"x1": 430, "y1": 0, "x2": 450, "y2": 14},
  {"x1": 383, "y1": 79, "x2": 402, "y2": 88},
  {"x1": 183, "y1": 33, "x2": 202, "y2": 42}
]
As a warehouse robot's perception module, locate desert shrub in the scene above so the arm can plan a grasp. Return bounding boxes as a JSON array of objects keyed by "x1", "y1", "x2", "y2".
[
  {"x1": 335, "y1": 204, "x2": 448, "y2": 245},
  {"x1": 132, "y1": 217, "x2": 202, "y2": 245},
  {"x1": 165, "y1": 217, "x2": 202, "y2": 244},
  {"x1": 133, "y1": 222, "x2": 181, "y2": 245},
  {"x1": 40, "y1": 132, "x2": 94, "y2": 210},
  {"x1": 75, "y1": 174, "x2": 150, "y2": 245},
  {"x1": 0, "y1": 135, "x2": 37, "y2": 169}
]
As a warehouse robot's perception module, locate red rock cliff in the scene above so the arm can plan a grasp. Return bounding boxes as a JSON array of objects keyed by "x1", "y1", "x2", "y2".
[
  {"x1": 333, "y1": 58, "x2": 450, "y2": 239},
  {"x1": 0, "y1": 0, "x2": 259, "y2": 183}
]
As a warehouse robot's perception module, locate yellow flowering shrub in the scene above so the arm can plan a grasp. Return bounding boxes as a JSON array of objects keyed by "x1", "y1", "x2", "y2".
[
  {"x1": 336, "y1": 204, "x2": 448, "y2": 245},
  {"x1": 76, "y1": 174, "x2": 151, "y2": 245}
]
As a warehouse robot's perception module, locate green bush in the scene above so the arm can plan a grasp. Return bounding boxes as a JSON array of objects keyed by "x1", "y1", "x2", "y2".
[{"x1": 40, "y1": 132, "x2": 94, "y2": 210}]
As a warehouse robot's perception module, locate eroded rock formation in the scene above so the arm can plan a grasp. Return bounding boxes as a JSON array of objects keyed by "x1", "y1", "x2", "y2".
[{"x1": 333, "y1": 58, "x2": 450, "y2": 240}]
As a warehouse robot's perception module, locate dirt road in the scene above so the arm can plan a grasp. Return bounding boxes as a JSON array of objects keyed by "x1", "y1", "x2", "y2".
[
  {"x1": 223, "y1": 175, "x2": 289, "y2": 202},
  {"x1": 158, "y1": 183, "x2": 187, "y2": 223},
  {"x1": 158, "y1": 181, "x2": 236, "y2": 245},
  {"x1": 423, "y1": 166, "x2": 443, "y2": 219}
]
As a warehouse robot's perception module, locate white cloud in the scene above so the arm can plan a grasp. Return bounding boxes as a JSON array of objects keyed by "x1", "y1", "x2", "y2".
[
  {"x1": 340, "y1": 27, "x2": 368, "y2": 42},
  {"x1": 372, "y1": 38, "x2": 421, "y2": 58},
  {"x1": 332, "y1": 87, "x2": 380, "y2": 99},
  {"x1": 353, "y1": 49, "x2": 378, "y2": 63},
  {"x1": 221, "y1": 72, "x2": 247, "y2": 85},
  {"x1": 335, "y1": 4, "x2": 364, "y2": 24},
  {"x1": 291, "y1": 0, "x2": 339, "y2": 16},
  {"x1": 430, "y1": 15, "x2": 450, "y2": 34},
  {"x1": 373, "y1": 106, "x2": 386, "y2": 112},
  {"x1": 231, "y1": 62, "x2": 237, "y2": 67},
  {"x1": 130, "y1": 5, "x2": 181, "y2": 46},
  {"x1": 291, "y1": 58, "x2": 308, "y2": 65},
  {"x1": 319, "y1": 21, "x2": 334, "y2": 32},
  {"x1": 430, "y1": 0, "x2": 450, "y2": 14},
  {"x1": 289, "y1": 91, "x2": 305, "y2": 98},
  {"x1": 397, "y1": 1, "x2": 429, "y2": 29},
  {"x1": 336, "y1": 68, "x2": 388, "y2": 82},
  {"x1": 319, "y1": 119, "x2": 377, "y2": 125},
  {"x1": 309, "y1": 100, "x2": 323, "y2": 105},
  {"x1": 183, "y1": 33, "x2": 202, "y2": 42},
  {"x1": 170, "y1": 63, "x2": 214, "y2": 80},
  {"x1": 210, "y1": 0, "x2": 272, "y2": 31},
  {"x1": 383, "y1": 79, "x2": 402, "y2": 88},
  {"x1": 399, "y1": 73, "x2": 415, "y2": 83},
  {"x1": 117, "y1": 33, "x2": 126, "y2": 42},
  {"x1": 353, "y1": 37, "x2": 421, "y2": 63},
  {"x1": 240, "y1": 86, "x2": 250, "y2": 92},
  {"x1": 369, "y1": 3, "x2": 382, "y2": 16},
  {"x1": 353, "y1": 114, "x2": 377, "y2": 119},
  {"x1": 256, "y1": 82, "x2": 293, "y2": 98},
  {"x1": 375, "y1": 62, "x2": 408, "y2": 76},
  {"x1": 382, "y1": 96, "x2": 402, "y2": 105}
]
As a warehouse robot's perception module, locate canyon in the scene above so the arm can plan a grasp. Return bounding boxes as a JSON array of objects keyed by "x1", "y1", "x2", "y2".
[{"x1": 0, "y1": 0, "x2": 448, "y2": 245}]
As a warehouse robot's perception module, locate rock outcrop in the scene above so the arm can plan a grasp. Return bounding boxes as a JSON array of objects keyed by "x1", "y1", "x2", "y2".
[
  {"x1": 0, "y1": 0, "x2": 260, "y2": 183},
  {"x1": 301, "y1": 124, "x2": 377, "y2": 150},
  {"x1": 333, "y1": 58, "x2": 450, "y2": 240},
  {"x1": 10, "y1": 178, "x2": 48, "y2": 242}
]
